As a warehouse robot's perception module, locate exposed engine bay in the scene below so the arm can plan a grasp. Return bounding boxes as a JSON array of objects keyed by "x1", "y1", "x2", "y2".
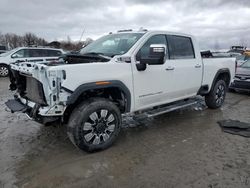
[{"x1": 51, "y1": 53, "x2": 110, "y2": 66}]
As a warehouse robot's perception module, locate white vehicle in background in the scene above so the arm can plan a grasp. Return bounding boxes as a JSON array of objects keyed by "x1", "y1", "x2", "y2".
[
  {"x1": 0, "y1": 46, "x2": 7, "y2": 54},
  {"x1": 201, "y1": 50, "x2": 241, "y2": 59},
  {"x1": 0, "y1": 47, "x2": 64, "y2": 77},
  {"x1": 212, "y1": 52, "x2": 232, "y2": 57},
  {"x1": 211, "y1": 50, "x2": 241, "y2": 58},
  {"x1": 6, "y1": 30, "x2": 236, "y2": 152}
]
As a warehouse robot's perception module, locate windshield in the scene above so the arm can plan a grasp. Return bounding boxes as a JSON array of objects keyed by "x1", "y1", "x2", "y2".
[
  {"x1": 80, "y1": 33, "x2": 144, "y2": 57},
  {"x1": 241, "y1": 60, "x2": 250, "y2": 68}
]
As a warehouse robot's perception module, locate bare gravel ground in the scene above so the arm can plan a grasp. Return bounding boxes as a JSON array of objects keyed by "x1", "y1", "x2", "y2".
[{"x1": 0, "y1": 77, "x2": 250, "y2": 188}]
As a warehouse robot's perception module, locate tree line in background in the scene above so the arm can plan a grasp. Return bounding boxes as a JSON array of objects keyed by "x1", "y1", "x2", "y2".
[{"x1": 0, "y1": 32, "x2": 93, "y2": 51}]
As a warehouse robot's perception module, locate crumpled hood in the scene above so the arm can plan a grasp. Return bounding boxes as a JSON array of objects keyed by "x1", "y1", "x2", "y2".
[{"x1": 62, "y1": 53, "x2": 110, "y2": 65}]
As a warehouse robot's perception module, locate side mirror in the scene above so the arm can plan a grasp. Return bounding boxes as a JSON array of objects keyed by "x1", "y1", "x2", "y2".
[
  {"x1": 11, "y1": 54, "x2": 19, "y2": 58},
  {"x1": 135, "y1": 50, "x2": 147, "y2": 71},
  {"x1": 140, "y1": 44, "x2": 166, "y2": 65},
  {"x1": 136, "y1": 62, "x2": 147, "y2": 71}
]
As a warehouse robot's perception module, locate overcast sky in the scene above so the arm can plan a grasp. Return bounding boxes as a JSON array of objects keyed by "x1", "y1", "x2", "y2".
[{"x1": 1, "y1": 0, "x2": 250, "y2": 49}]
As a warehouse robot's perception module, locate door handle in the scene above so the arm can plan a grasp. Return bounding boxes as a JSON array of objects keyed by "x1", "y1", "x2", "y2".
[
  {"x1": 195, "y1": 64, "x2": 201, "y2": 68},
  {"x1": 166, "y1": 66, "x2": 175, "y2": 71}
]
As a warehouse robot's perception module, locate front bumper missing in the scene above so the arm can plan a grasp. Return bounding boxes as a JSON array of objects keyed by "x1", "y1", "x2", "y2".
[
  {"x1": 5, "y1": 99, "x2": 40, "y2": 119},
  {"x1": 5, "y1": 99, "x2": 59, "y2": 124},
  {"x1": 5, "y1": 99, "x2": 28, "y2": 113}
]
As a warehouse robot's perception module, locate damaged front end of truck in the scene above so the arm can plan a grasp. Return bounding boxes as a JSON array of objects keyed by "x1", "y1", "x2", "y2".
[{"x1": 6, "y1": 62, "x2": 71, "y2": 124}]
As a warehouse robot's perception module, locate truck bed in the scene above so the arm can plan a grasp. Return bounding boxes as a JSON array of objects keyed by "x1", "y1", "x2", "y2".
[{"x1": 202, "y1": 57, "x2": 236, "y2": 90}]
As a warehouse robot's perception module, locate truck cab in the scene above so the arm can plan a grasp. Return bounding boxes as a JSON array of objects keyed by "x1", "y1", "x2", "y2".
[{"x1": 131, "y1": 32, "x2": 203, "y2": 110}]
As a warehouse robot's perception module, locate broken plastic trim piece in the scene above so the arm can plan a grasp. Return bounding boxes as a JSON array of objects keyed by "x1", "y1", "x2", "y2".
[{"x1": 5, "y1": 99, "x2": 27, "y2": 113}]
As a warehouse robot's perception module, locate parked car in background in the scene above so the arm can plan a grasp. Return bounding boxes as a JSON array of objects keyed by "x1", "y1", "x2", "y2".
[
  {"x1": 0, "y1": 46, "x2": 7, "y2": 54},
  {"x1": 212, "y1": 51, "x2": 232, "y2": 57},
  {"x1": 230, "y1": 59, "x2": 250, "y2": 92},
  {"x1": 228, "y1": 46, "x2": 246, "y2": 54},
  {"x1": 200, "y1": 50, "x2": 238, "y2": 58},
  {"x1": 0, "y1": 47, "x2": 64, "y2": 77},
  {"x1": 228, "y1": 52, "x2": 242, "y2": 57}
]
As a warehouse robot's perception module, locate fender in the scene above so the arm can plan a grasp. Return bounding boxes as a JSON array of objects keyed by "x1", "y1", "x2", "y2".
[
  {"x1": 65, "y1": 80, "x2": 131, "y2": 112},
  {"x1": 198, "y1": 68, "x2": 231, "y2": 95},
  {"x1": 210, "y1": 68, "x2": 231, "y2": 91},
  {"x1": 0, "y1": 63, "x2": 10, "y2": 69}
]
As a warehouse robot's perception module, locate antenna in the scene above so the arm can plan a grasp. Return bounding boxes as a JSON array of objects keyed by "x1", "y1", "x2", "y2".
[{"x1": 79, "y1": 28, "x2": 85, "y2": 43}]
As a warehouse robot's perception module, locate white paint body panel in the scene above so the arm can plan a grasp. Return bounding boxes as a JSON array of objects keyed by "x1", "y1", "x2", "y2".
[{"x1": 202, "y1": 57, "x2": 235, "y2": 90}]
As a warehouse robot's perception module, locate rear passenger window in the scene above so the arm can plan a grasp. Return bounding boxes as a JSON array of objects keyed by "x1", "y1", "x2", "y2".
[
  {"x1": 167, "y1": 35, "x2": 195, "y2": 59},
  {"x1": 29, "y1": 49, "x2": 44, "y2": 57},
  {"x1": 47, "y1": 50, "x2": 62, "y2": 57}
]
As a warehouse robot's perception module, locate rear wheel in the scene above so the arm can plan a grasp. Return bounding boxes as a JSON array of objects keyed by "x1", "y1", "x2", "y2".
[
  {"x1": 67, "y1": 98, "x2": 121, "y2": 152},
  {"x1": 0, "y1": 64, "x2": 9, "y2": 77},
  {"x1": 205, "y1": 80, "x2": 227, "y2": 109}
]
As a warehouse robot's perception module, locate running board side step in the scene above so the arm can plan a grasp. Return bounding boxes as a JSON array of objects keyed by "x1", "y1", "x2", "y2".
[{"x1": 145, "y1": 99, "x2": 198, "y2": 118}]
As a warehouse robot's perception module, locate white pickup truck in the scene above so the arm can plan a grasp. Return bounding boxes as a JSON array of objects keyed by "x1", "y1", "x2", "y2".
[{"x1": 6, "y1": 30, "x2": 235, "y2": 152}]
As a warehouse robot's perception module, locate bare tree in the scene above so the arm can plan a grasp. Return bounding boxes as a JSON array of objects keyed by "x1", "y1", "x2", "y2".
[
  {"x1": 83, "y1": 37, "x2": 94, "y2": 46},
  {"x1": 0, "y1": 32, "x2": 5, "y2": 46},
  {"x1": 0, "y1": 31, "x2": 92, "y2": 51},
  {"x1": 4, "y1": 33, "x2": 23, "y2": 48},
  {"x1": 23, "y1": 32, "x2": 37, "y2": 46}
]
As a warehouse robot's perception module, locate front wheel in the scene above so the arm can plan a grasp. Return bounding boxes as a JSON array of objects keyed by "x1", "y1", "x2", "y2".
[
  {"x1": 67, "y1": 98, "x2": 121, "y2": 152},
  {"x1": 0, "y1": 64, "x2": 9, "y2": 77},
  {"x1": 205, "y1": 80, "x2": 227, "y2": 109}
]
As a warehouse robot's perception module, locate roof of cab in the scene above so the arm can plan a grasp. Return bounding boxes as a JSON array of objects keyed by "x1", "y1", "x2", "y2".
[{"x1": 113, "y1": 29, "x2": 194, "y2": 38}]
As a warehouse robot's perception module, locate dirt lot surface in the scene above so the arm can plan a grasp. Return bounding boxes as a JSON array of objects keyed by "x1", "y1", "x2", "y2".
[{"x1": 0, "y1": 77, "x2": 250, "y2": 188}]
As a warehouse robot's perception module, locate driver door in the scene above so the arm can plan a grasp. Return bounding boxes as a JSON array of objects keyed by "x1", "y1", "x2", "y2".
[{"x1": 132, "y1": 34, "x2": 173, "y2": 110}]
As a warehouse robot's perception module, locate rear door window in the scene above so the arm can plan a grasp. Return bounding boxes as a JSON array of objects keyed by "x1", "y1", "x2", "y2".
[
  {"x1": 47, "y1": 50, "x2": 62, "y2": 57},
  {"x1": 167, "y1": 35, "x2": 195, "y2": 59},
  {"x1": 28, "y1": 49, "x2": 44, "y2": 57}
]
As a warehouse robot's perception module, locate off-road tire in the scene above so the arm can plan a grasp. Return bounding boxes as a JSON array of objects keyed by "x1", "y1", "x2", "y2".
[
  {"x1": 205, "y1": 80, "x2": 227, "y2": 109},
  {"x1": 67, "y1": 98, "x2": 121, "y2": 152},
  {"x1": 0, "y1": 64, "x2": 9, "y2": 77}
]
